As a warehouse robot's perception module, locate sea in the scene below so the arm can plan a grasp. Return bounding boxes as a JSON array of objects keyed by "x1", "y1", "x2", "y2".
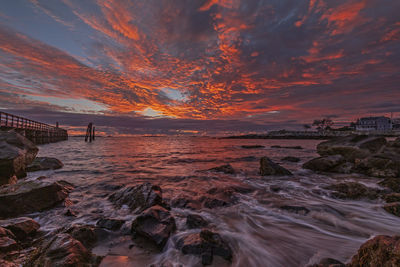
[{"x1": 26, "y1": 136, "x2": 400, "y2": 267}]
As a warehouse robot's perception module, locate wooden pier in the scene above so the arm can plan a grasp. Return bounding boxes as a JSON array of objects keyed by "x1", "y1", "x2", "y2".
[{"x1": 0, "y1": 111, "x2": 68, "y2": 144}]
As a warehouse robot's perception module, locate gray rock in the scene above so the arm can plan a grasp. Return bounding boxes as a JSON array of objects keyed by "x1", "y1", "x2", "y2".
[
  {"x1": 131, "y1": 205, "x2": 176, "y2": 249},
  {"x1": 0, "y1": 130, "x2": 38, "y2": 185},
  {"x1": 378, "y1": 178, "x2": 400, "y2": 193},
  {"x1": 109, "y1": 183, "x2": 165, "y2": 213},
  {"x1": 260, "y1": 157, "x2": 292, "y2": 176},
  {"x1": 355, "y1": 156, "x2": 400, "y2": 178},
  {"x1": 349, "y1": 235, "x2": 400, "y2": 267},
  {"x1": 303, "y1": 155, "x2": 345, "y2": 172},
  {"x1": 65, "y1": 224, "x2": 98, "y2": 249},
  {"x1": 383, "y1": 203, "x2": 400, "y2": 217},
  {"x1": 0, "y1": 217, "x2": 39, "y2": 241},
  {"x1": 316, "y1": 135, "x2": 379, "y2": 161},
  {"x1": 26, "y1": 157, "x2": 63, "y2": 172},
  {"x1": 176, "y1": 229, "x2": 233, "y2": 265},
  {"x1": 0, "y1": 179, "x2": 73, "y2": 219},
  {"x1": 186, "y1": 214, "x2": 208, "y2": 229},
  {"x1": 96, "y1": 218, "x2": 125, "y2": 231},
  {"x1": 29, "y1": 233, "x2": 102, "y2": 267}
]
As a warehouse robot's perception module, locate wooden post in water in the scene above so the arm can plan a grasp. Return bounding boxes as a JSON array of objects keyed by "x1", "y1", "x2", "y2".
[
  {"x1": 85, "y1": 122, "x2": 93, "y2": 142},
  {"x1": 92, "y1": 127, "x2": 95, "y2": 141}
]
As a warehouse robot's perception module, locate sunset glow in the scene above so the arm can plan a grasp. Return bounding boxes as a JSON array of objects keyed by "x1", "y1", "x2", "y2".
[{"x1": 1, "y1": 0, "x2": 399, "y2": 134}]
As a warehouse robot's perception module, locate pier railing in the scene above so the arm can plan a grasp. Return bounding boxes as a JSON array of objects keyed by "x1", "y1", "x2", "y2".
[{"x1": 0, "y1": 111, "x2": 68, "y2": 143}]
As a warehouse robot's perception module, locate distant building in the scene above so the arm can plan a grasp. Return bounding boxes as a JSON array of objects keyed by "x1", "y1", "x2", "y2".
[{"x1": 355, "y1": 116, "x2": 393, "y2": 132}]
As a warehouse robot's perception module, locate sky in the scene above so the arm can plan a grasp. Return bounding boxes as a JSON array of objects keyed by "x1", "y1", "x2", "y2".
[{"x1": 0, "y1": 0, "x2": 399, "y2": 135}]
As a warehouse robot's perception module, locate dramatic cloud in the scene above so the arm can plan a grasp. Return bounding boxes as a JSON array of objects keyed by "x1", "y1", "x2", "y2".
[{"x1": 1, "y1": 0, "x2": 399, "y2": 134}]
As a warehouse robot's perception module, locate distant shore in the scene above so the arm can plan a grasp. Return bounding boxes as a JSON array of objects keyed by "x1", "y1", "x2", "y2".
[{"x1": 222, "y1": 131, "x2": 400, "y2": 140}]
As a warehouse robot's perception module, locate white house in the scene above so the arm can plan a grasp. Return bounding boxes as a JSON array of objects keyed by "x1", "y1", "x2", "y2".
[{"x1": 355, "y1": 116, "x2": 393, "y2": 132}]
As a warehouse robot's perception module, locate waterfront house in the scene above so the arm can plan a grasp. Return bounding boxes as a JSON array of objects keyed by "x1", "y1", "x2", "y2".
[{"x1": 355, "y1": 116, "x2": 393, "y2": 132}]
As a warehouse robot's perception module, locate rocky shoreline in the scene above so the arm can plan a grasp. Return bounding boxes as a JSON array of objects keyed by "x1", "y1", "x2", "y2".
[{"x1": 0, "y1": 129, "x2": 399, "y2": 266}]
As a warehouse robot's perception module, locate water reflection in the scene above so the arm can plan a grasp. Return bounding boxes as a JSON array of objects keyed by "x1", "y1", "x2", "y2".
[{"x1": 29, "y1": 137, "x2": 400, "y2": 267}]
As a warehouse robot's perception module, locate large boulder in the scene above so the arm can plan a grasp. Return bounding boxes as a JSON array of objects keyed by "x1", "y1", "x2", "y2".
[
  {"x1": 316, "y1": 135, "x2": 386, "y2": 161},
  {"x1": 176, "y1": 229, "x2": 233, "y2": 265},
  {"x1": 325, "y1": 182, "x2": 380, "y2": 200},
  {"x1": 0, "y1": 179, "x2": 73, "y2": 219},
  {"x1": 109, "y1": 183, "x2": 165, "y2": 213},
  {"x1": 355, "y1": 157, "x2": 400, "y2": 178},
  {"x1": 303, "y1": 155, "x2": 345, "y2": 172},
  {"x1": 0, "y1": 217, "x2": 39, "y2": 241},
  {"x1": 349, "y1": 235, "x2": 400, "y2": 267},
  {"x1": 260, "y1": 157, "x2": 292, "y2": 176},
  {"x1": 28, "y1": 233, "x2": 101, "y2": 267},
  {"x1": 0, "y1": 130, "x2": 38, "y2": 185},
  {"x1": 26, "y1": 157, "x2": 63, "y2": 172},
  {"x1": 131, "y1": 205, "x2": 176, "y2": 249}
]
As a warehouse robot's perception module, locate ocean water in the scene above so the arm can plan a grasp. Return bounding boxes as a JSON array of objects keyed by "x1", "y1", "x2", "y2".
[{"x1": 27, "y1": 136, "x2": 400, "y2": 267}]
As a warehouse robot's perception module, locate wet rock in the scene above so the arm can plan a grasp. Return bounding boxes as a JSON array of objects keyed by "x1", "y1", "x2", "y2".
[
  {"x1": 0, "y1": 130, "x2": 38, "y2": 185},
  {"x1": 26, "y1": 157, "x2": 63, "y2": 172},
  {"x1": 280, "y1": 205, "x2": 310, "y2": 215},
  {"x1": 378, "y1": 178, "x2": 400, "y2": 193},
  {"x1": 109, "y1": 182, "x2": 165, "y2": 213},
  {"x1": 383, "y1": 203, "x2": 400, "y2": 217},
  {"x1": 384, "y1": 193, "x2": 400, "y2": 203},
  {"x1": 96, "y1": 218, "x2": 125, "y2": 231},
  {"x1": 207, "y1": 164, "x2": 235, "y2": 174},
  {"x1": 303, "y1": 155, "x2": 345, "y2": 172},
  {"x1": 65, "y1": 224, "x2": 98, "y2": 249},
  {"x1": 176, "y1": 229, "x2": 233, "y2": 265},
  {"x1": 316, "y1": 135, "x2": 381, "y2": 161},
  {"x1": 241, "y1": 145, "x2": 265, "y2": 149},
  {"x1": 331, "y1": 162, "x2": 354, "y2": 174},
  {"x1": 0, "y1": 217, "x2": 39, "y2": 241},
  {"x1": 325, "y1": 182, "x2": 380, "y2": 200},
  {"x1": 271, "y1": 145, "x2": 303, "y2": 149},
  {"x1": 186, "y1": 214, "x2": 208, "y2": 229},
  {"x1": 349, "y1": 235, "x2": 400, "y2": 267},
  {"x1": 354, "y1": 157, "x2": 400, "y2": 178},
  {"x1": 29, "y1": 233, "x2": 101, "y2": 267},
  {"x1": 308, "y1": 258, "x2": 345, "y2": 267},
  {"x1": 0, "y1": 179, "x2": 73, "y2": 219},
  {"x1": 281, "y1": 156, "x2": 300, "y2": 163},
  {"x1": 0, "y1": 227, "x2": 19, "y2": 254},
  {"x1": 260, "y1": 157, "x2": 292, "y2": 176},
  {"x1": 131, "y1": 205, "x2": 176, "y2": 249}
]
